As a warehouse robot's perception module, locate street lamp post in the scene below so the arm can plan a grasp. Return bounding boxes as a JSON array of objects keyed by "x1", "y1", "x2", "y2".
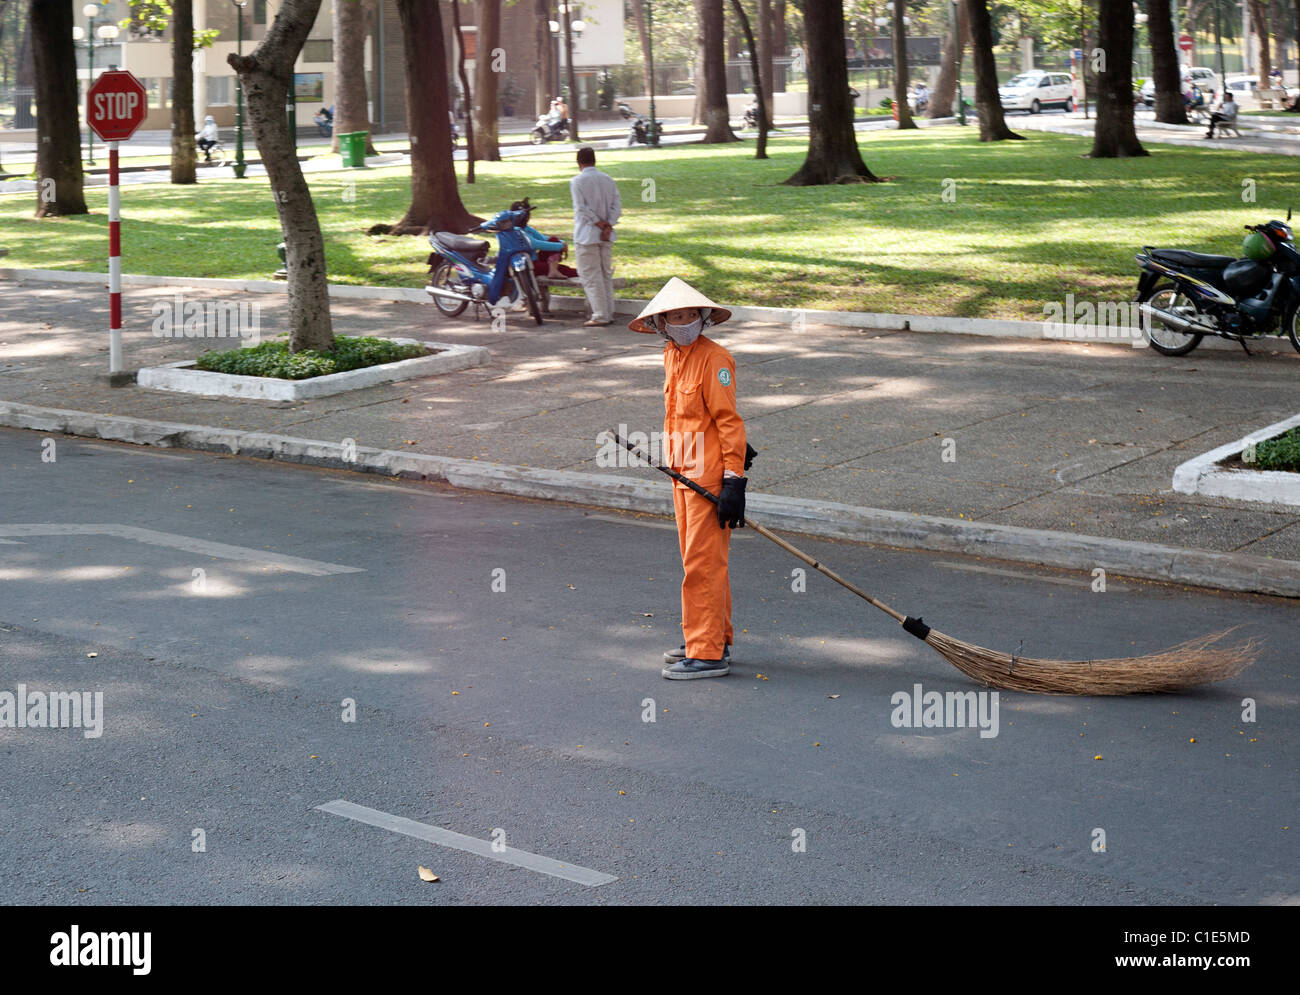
[
  {"x1": 232, "y1": 0, "x2": 247, "y2": 178},
  {"x1": 646, "y1": 0, "x2": 658, "y2": 145},
  {"x1": 79, "y1": 4, "x2": 104, "y2": 164},
  {"x1": 950, "y1": 0, "x2": 965, "y2": 124},
  {"x1": 561, "y1": 2, "x2": 582, "y2": 141}
]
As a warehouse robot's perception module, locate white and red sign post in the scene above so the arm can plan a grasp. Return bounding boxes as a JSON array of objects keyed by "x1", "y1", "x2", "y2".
[
  {"x1": 1179, "y1": 34, "x2": 1194, "y2": 54},
  {"x1": 86, "y1": 70, "x2": 147, "y2": 379}
]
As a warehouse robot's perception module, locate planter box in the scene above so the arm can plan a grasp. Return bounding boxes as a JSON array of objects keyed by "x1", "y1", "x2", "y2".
[
  {"x1": 136, "y1": 338, "x2": 489, "y2": 401},
  {"x1": 1172, "y1": 413, "x2": 1300, "y2": 507}
]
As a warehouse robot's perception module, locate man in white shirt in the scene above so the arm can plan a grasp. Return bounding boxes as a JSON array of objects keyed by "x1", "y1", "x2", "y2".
[
  {"x1": 569, "y1": 146, "x2": 622, "y2": 327},
  {"x1": 1204, "y1": 91, "x2": 1237, "y2": 138}
]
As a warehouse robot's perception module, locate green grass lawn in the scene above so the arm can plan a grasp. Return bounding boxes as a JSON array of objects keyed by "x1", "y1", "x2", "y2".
[{"x1": 2, "y1": 127, "x2": 1297, "y2": 320}]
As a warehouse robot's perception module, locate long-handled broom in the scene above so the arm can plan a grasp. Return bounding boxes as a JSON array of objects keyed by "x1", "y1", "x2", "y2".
[{"x1": 612, "y1": 432, "x2": 1258, "y2": 695}]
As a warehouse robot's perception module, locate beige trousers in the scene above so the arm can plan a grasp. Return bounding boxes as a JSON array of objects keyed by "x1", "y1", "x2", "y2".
[{"x1": 574, "y1": 241, "x2": 614, "y2": 322}]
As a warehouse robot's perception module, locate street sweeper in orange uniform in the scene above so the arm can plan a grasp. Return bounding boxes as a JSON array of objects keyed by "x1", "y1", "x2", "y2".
[{"x1": 629, "y1": 278, "x2": 754, "y2": 680}]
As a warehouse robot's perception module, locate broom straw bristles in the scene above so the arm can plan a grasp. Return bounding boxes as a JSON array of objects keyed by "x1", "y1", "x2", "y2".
[{"x1": 923, "y1": 626, "x2": 1257, "y2": 695}]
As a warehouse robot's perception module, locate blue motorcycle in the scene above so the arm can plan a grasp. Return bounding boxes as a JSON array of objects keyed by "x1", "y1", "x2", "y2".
[{"x1": 426, "y1": 199, "x2": 544, "y2": 325}]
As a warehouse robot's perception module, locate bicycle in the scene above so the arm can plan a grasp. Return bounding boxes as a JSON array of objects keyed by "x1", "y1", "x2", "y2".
[{"x1": 200, "y1": 139, "x2": 229, "y2": 168}]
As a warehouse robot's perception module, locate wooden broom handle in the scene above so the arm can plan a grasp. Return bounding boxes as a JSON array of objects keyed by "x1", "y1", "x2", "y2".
[{"x1": 610, "y1": 432, "x2": 907, "y2": 625}]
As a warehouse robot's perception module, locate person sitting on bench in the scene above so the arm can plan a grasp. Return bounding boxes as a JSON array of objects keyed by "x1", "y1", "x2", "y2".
[{"x1": 1204, "y1": 92, "x2": 1238, "y2": 138}]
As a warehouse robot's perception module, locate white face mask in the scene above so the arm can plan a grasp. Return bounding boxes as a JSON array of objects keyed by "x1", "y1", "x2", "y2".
[{"x1": 661, "y1": 315, "x2": 703, "y2": 347}]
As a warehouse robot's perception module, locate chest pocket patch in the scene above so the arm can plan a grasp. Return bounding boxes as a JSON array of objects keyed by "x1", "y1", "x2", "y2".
[
  {"x1": 675, "y1": 381, "x2": 704, "y2": 420},
  {"x1": 717, "y1": 368, "x2": 732, "y2": 387}
]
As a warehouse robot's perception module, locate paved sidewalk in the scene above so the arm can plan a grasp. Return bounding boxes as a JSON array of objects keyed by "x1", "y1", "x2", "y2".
[{"x1": 1, "y1": 276, "x2": 1297, "y2": 573}]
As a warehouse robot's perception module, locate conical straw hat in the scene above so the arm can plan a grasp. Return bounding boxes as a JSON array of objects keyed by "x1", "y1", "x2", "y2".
[{"x1": 628, "y1": 277, "x2": 732, "y2": 333}]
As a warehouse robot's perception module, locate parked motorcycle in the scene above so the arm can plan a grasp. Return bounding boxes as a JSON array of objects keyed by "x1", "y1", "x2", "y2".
[
  {"x1": 529, "y1": 114, "x2": 570, "y2": 145},
  {"x1": 1134, "y1": 212, "x2": 1300, "y2": 355},
  {"x1": 616, "y1": 102, "x2": 659, "y2": 145},
  {"x1": 741, "y1": 100, "x2": 759, "y2": 129},
  {"x1": 425, "y1": 198, "x2": 544, "y2": 325},
  {"x1": 313, "y1": 107, "x2": 333, "y2": 138}
]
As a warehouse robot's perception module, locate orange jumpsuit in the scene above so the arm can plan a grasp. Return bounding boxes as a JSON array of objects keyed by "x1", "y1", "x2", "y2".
[{"x1": 663, "y1": 334, "x2": 747, "y2": 661}]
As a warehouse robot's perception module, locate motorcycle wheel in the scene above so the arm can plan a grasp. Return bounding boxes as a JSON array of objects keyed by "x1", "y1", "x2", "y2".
[
  {"x1": 520, "y1": 268, "x2": 544, "y2": 326},
  {"x1": 1139, "y1": 281, "x2": 1204, "y2": 357},
  {"x1": 1285, "y1": 303, "x2": 1300, "y2": 354},
  {"x1": 530, "y1": 129, "x2": 545, "y2": 145},
  {"x1": 429, "y1": 261, "x2": 468, "y2": 318}
]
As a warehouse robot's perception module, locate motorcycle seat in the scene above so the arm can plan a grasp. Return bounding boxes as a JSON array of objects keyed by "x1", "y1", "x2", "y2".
[
  {"x1": 434, "y1": 232, "x2": 489, "y2": 259},
  {"x1": 1150, "y1": 249, "x2": 1235, "y2": 269}
]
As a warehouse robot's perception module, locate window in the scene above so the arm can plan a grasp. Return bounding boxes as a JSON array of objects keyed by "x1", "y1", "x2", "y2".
[
  {"x1": 254, "y1": 0, "x2": 267, "y2": 24},
  {"x1": 207, "y1": 75, "x2": 231, "y2": 106},
  {"x1": 302, "y1": 39, "x2": 333, "y2": 63}
]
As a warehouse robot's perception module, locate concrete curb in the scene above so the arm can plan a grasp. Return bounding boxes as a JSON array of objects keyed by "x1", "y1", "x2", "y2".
[
  {"x1": 1172, "y1": 412, "x2": 1300, "y2": 506},
  {"x1": 135, "y1": 338, "x2": 490, "y2": 401},
  {"x1": 0, "y1": 268, "x2": 1054, "y2": 340},
  {"x1": 1, "y1": 400, "x2": 1297, "y2": 598}
]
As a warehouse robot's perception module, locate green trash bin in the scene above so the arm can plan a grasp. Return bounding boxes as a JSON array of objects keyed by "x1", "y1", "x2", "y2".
[{"x1": 339, "y1": 131, "x2": 368, "y2": 168}]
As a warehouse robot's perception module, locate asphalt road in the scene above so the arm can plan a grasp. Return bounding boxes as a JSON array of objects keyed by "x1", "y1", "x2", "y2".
[{"x1": 0, "y1": 427, "x2": 1295, "y2": 905}]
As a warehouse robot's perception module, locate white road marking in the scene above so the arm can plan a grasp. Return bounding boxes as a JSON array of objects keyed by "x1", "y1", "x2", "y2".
[
  {"x1": 0, "y1": 524, "x2": 363, "y2": 576},
  {"x1": 316, "y1": 799, "x2": 617, "y2": 888},
  {"x1": 936, "y1": 560, "x2": 1127, "y2": 590}
]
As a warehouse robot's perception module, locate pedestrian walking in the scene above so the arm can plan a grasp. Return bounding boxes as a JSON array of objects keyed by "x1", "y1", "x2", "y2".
[
  {"x1": 570, "y1": 147, "x2": 621, "y2": 327},
  {"x1": 628, "y1": 278, "x2": 754, "y2": 679}
]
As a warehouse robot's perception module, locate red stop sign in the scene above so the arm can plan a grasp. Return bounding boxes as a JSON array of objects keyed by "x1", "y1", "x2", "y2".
[
  {"x1": 87, "y1": 70, "x2": 148, "y2": 142},
  {"x1": 1178, "y1": 34, "x2": 1194, "y2": 53}
]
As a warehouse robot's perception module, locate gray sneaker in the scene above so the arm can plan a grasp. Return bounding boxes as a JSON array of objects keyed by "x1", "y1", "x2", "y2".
[
  {"x1": 663, "y1": 643, "x2": 732, "y2": 665},
  {"x1": 661, "y1": 658, "x2": 730, "y2": 680}
]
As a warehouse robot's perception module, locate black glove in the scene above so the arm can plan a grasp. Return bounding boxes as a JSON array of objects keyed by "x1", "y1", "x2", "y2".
[
  {"x1": 717, "y1": 476, "x2": 746, "y2": 529},
  {"x1": 744, "y1": 443, "x2": 757, "y2": 472}
]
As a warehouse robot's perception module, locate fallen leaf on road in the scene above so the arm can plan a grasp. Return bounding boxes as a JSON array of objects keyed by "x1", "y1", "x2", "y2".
[
  {"x1": 827, "y1": 694, "x2": 840, "y2": 699},
  {"x1": 417, "y1": 866, "x2": 440, "y2": 882},
  {"x1": 86, "y1": 652, "x2": 98, "y2": 658}
]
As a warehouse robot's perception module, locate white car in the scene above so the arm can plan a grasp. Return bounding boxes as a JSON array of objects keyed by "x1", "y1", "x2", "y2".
[
  {"x1": 998, "y1": 72, "x2": 1074, "y2": 113},
  {"x1": 1224, "y1": 74, "x2": 1288, "y2": 101},
  {"x1": 1141, "y1": 66, "x2": 1221, "y2": 105}
]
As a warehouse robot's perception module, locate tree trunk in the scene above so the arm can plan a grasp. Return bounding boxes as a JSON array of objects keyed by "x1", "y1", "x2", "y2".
[
  {"x1": 730, "y1": 0, "x2": 767, "y2": 156},
  {"x1": 632, "y1": 0, "x2": 653, "y2": 96},
  {"x1": 1250, "y1": 0, "x2": 1273, "y2": 83},
  {"x1": 757, "y1": 0, "x2": 773, "y2": 125},
  {"x1": 388, "y1": 0, "x2": 478, "y2": 235},
  {"x1": 228, "y1": 0, "x2": 333, "y2": 351},
  {"x1": 691, "y1": 0, "x2": 705, "y2": 125},
  {"x1": 472, "y1": 0, "x2": 501, "y2": 160},
  {"x1": 31, "y1": 0, "x2": 86, "y2": 217},
  {"x1": 1089, "y1": 0, "x2": 1147, "y2": 157},
  {"x1": 700, "y1": 0, "x2": 736, "y2": 141},
  {"x1": 332, "y1": 0, "x2": 378, "y2": 155},
  {"x1": 1149, "y1": 0, "x2": 1188, "y2": 124},
  {"x1": 449, "y1": 0, "x2": 474, "y2": 181},
  {"x1": 535, "y1": 0, "x2": 553, "y2": 115},
  {"x1": 967, "y1": 0, "x2": 1023, "y2": 141},
  {"x1": 892, "y1": 0, "x2": 916, "y2": 128},
  {"x1": 170, "y1": 0, "x2": 197, "y2": 184},
  {"x1": 773, "y1": 0, "x2": 787, "y2": 95},
  {"x1": 929, "y1": 2, "x2": 963, "y2": 118},
  {"x1": 784, "y1": 0, "x2": 878, "y2": 185}
]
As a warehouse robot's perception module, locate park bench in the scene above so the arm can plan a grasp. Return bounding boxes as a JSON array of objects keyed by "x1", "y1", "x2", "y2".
[
  {"x1": 1255, "y1": 87, "x2": 1285, "y2": 110},
  {"x1": 536, "y1": 274, "x2": 628, "y2": 315}
]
